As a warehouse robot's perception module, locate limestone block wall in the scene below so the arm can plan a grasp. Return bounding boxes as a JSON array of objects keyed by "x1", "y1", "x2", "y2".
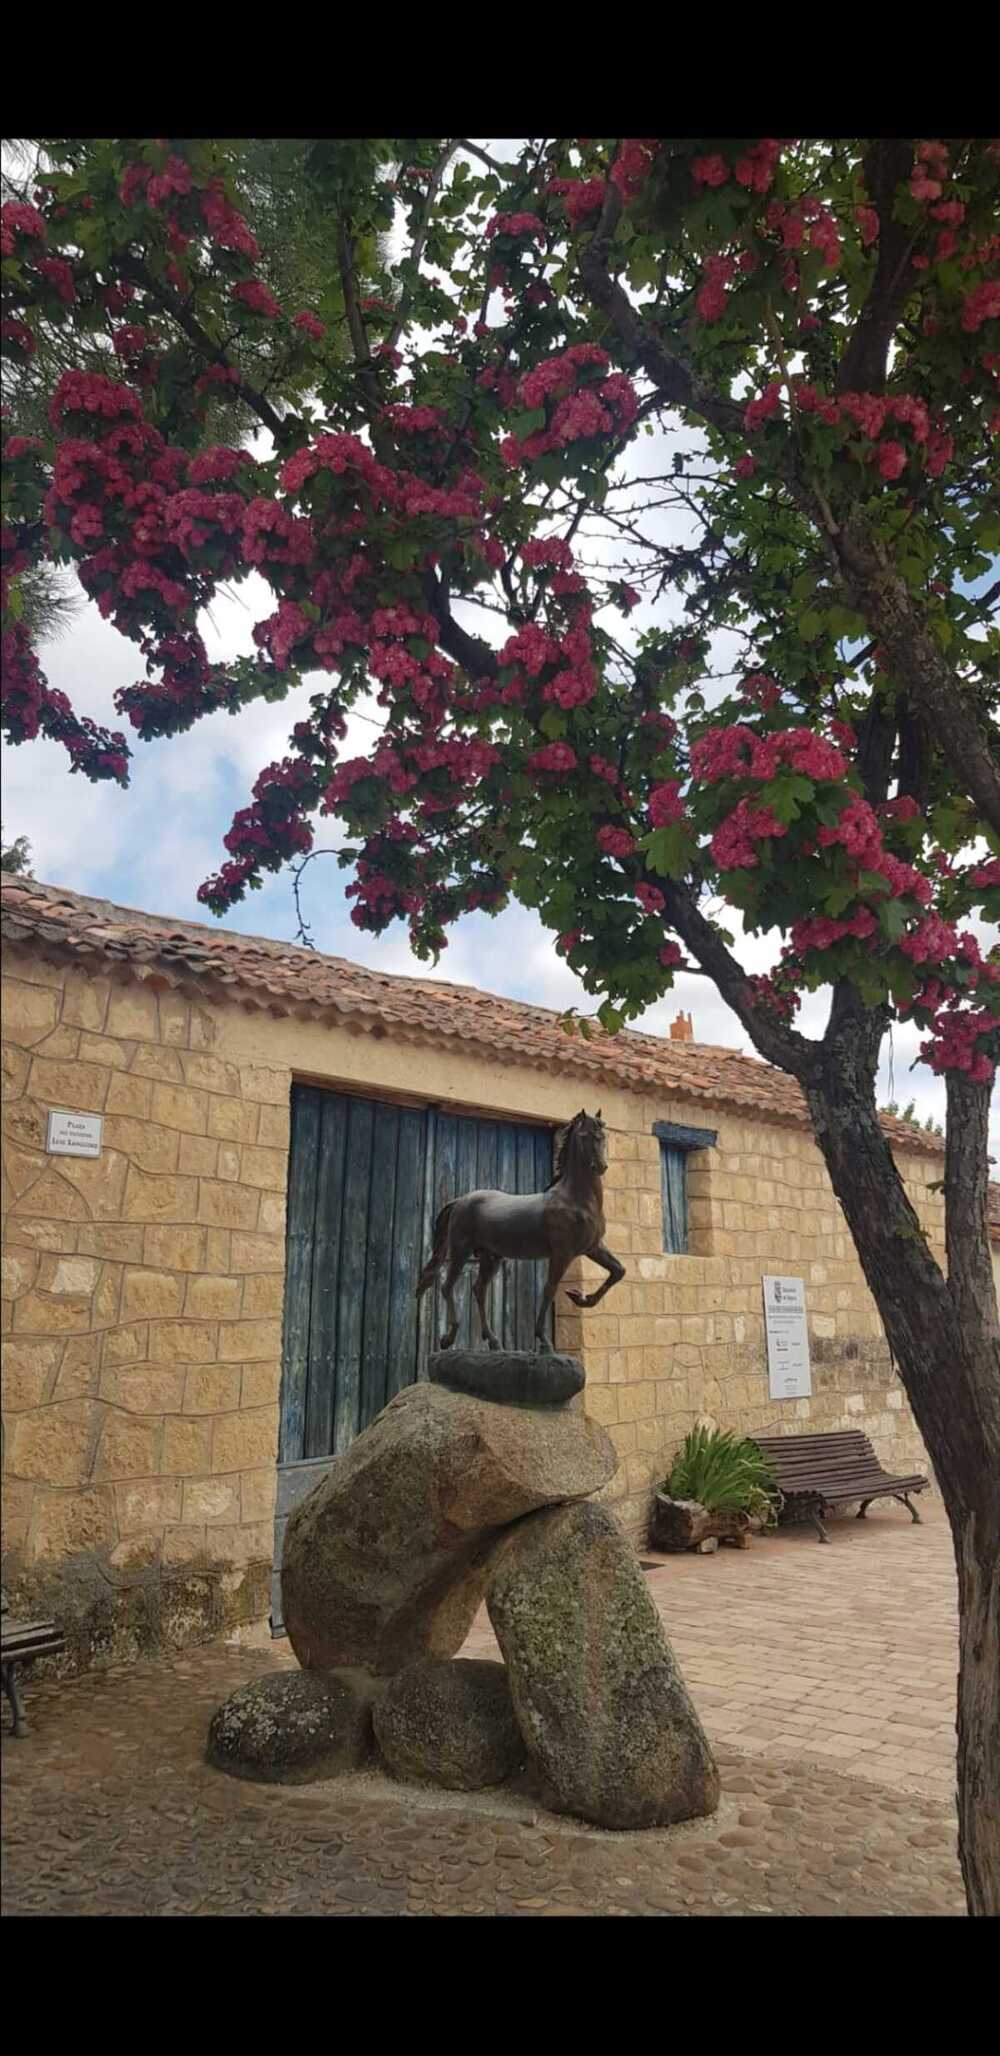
[
  {"x1": 2, "y1": 951, "x2": 289, "y2": 1658},
  {"x1": 567, "y1": 1105, "x2": 940, "y2": 1538},
  {"x1": 2, "y1": 939, "x2": 945, "y2": 1664}
]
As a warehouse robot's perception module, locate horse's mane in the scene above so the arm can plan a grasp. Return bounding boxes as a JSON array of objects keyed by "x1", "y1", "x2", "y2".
[
  {"x1": 547, "y1": 1111, "x2": 594, "y2": 1188},
  {"x1": 546, "y1": 1116, "x2": 577, "y2": 1188}
]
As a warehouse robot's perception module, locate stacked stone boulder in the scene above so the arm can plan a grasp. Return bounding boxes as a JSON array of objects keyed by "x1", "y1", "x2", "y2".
[{"x1": 208, "y1": 1358, "x2": 719, "y2": 1830}]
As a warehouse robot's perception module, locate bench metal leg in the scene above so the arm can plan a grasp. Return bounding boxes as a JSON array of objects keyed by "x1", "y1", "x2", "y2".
[
  {"x1": 2, "y1": 1661, "x2": 27, "y2": 1738},
  {"x1": 810, "y1": 1507, "x2": 831, "y2": 1544},
  {"x1": 896, "y1": 1493, "x2": 922, "y2": 1525},
  {"x1": 856, "y1": 1500, "x2": 873, "y2": 1519}
]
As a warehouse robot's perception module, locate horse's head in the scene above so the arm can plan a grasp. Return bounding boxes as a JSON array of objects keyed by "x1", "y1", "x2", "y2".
[{"x1": 562, "y1": 1107, "x2": 608, "y2": 1178}]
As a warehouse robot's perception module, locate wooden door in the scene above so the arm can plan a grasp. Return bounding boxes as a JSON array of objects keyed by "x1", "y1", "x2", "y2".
[{"x1": 272, "y1": 1085, "x2": 553, "y2": 1629}]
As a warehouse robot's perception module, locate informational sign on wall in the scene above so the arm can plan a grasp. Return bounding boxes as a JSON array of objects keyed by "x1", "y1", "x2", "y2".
[
  {"x1": 762, "y1": 1275, "x2": 812, "y2": 1400},
  {"x1": 45, "y1": 1109, "x2": 103, "y2": 1159}
]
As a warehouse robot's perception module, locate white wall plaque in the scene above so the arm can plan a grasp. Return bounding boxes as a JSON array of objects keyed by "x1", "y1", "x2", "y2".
[
  {"x1": 763, "y1": 1274, "x2": 812, "y2": 1400},
  {"x1": 46, "y1": 1109, "x2": 103, "y2": 1159}
]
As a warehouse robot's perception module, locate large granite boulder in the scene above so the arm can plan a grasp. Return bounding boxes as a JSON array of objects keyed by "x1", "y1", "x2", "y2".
[
  {"x1": 206, "y1": 1668, "x2": 376, "y2": 1784},
  {"x1": 488, "y1": 1501, "x2": 720, "y2": 1830},
  {"x1": 373, "y1": 1657, "x2": 524, "y2": 1791},
  {"x1": 282, "y1": 1380, "x2": 617, "y2": 1676}
]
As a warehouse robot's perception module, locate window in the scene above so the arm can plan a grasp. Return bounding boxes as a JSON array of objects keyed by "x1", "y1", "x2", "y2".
[{"x1": 653, "y1": 1121, "x2": 718, "y2": 1255}]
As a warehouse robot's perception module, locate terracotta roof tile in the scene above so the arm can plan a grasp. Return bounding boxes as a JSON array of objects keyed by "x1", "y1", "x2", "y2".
[{"x1": 0, "y1": 876, "x2": 966, "y2": 1176}]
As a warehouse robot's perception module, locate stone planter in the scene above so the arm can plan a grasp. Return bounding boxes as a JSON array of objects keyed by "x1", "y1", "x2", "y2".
[{"x1": 649, "y1": 1493, "x2": 761, "y2": 1554}]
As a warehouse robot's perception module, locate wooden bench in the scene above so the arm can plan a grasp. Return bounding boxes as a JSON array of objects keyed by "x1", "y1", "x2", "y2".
[
  {"x1": 1, "y1": 1600, "x2": 65, "y2": 1736},
  {"x1": 750, "y1": 1430, "x2": 928, "y2": 1544}
]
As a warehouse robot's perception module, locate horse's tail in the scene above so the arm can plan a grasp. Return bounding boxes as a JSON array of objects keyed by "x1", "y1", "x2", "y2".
[{"x1": 416, "y1": 1201, "x2": 455, "y2": 1298}]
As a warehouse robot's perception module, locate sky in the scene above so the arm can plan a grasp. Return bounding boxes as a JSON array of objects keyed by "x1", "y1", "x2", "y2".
[{"x1": 3, "y1": 139, "x2": 996, "y2": 1159}]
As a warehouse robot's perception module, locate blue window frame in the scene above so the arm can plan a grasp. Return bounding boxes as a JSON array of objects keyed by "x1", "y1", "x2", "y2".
[{"x1": 653, "y1": 1121, "x2": 717, "y2": 1254}]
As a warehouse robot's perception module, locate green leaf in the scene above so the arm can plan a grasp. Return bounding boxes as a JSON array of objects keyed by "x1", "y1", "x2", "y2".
[
  {"x1": 645, "y1": 823, "x2": 693, "y2": 880},
  {"x1": 878, "y1": 898, "x2": 909, "y2": 941}
]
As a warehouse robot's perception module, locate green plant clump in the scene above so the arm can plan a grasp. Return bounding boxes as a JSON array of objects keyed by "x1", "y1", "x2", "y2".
[{"x1": 665, "y1": 1426, "x2": 778, "y2": 1523}]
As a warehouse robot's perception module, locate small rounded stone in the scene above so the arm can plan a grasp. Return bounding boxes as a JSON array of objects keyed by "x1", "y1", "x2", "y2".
[
  {"x1": 206, "y1": 1668, "x2": 374, "y2": 1784},
  {"x1": 374, "y1": 1657, "x2": 525, "y2": 1792}
]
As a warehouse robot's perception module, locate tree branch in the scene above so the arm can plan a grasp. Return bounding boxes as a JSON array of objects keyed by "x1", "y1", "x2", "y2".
[
  {"x1": 836, "y1": 140, "x2": 921, "y2": 394},
  {"x1": 124, "y1": 261, "x2": 288, "y2": 443},
  {"x1": 388, "y1": 142, "x2": 459, "y2": 353},
  {"x1": 577, "y1": 195, "x2": 1000, "y2": 841}
]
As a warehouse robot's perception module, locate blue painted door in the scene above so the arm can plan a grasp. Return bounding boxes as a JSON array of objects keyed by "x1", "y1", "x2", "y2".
[{"x1": 272, "y1": 1086, "x2": 553, "y2": 1629}]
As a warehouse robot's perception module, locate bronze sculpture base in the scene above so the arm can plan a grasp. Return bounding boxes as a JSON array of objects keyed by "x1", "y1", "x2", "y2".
[{"x1": 428, "y1": 1349, "x2": 585, "y2": 1408}]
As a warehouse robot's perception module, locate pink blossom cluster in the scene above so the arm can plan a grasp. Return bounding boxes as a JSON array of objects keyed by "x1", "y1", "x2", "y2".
[
  {"x1": 231, "y1": 279, "x2": 282, "y2": 319},
  {"x1": 1, "y1": 200, "x2": 46, "y2": 254},
  {"x1": 200, "y1": 179, "x2": 260, "y2": 259},
  {"x1": 690, "y1": 723, "x2": 848, "y2": 786},
  {"x1": 649, "y1": 780, "x2": 684, "y2": 826},
  {"x1": 690, "y1": 140, "x2": 784, "y2": 195},
  {"x1": 659, "y1": 940, "x2": 684, "y2": 968},
  {"x1": 520, "y1": 537, "x2": 576, "y2": 570},
  {"x1": 856, "y1": 205, "x2": 880, "y2": 247},
  {"x1": 961, "y1": 281, "x2": 1000, "y2": 333},
  {"x1": 49, "y1": 371, "x2": 143, "y2": 430},
  {"x1": 970, "y1": 858, "x2": 1000, "y2": 889},
  {"x1": 528, "y1": 741, "x2": 578, "y2": 775},
  {"x1": 610, "y1": 140, "x2": 659, "y2": 202},
  {"x1": 739, "y1": 672, "x2": 781, "y2": 709},
  {"x1": 791, "y1": 907, "x2": 878, "y2": 953},
  {"x1": 747, "y1": 972, "x2": 800, "y2": 1021},
  {"x1": 711, "y1": 799, "x2": 787, "y2": 869},
  {"x1": 547, "y1": 177, "x2": 606, "y2": 228},
  {"x1": 502, "y1": 347, "x2": 638, "y2": 466},
  {"x1": 2, "y1": 613, "x2": 129, "y2": 781},
  {"x1": 919, "y1": 1001, "x2": 996, "y2": 1083},
  {"x1": 293, "y1": 310, "x2": 326, "y2": 342},
  {"x1": 696, "y1": 253, "x2": 736, "y2": 323},
  {"x1": 635, "y1": 881, "x2": 665, "y2": 913},
  {"x1": 382, "y1": 403, "x2": 448, "y2": 436},
  {"x1": 744, "y1": 382, "x2": 782, "y2": 431},
  {"x1": 596, "y1": 824, "x2": 636, "y2": 860},
  {"x1": 910, "y1": 140, "x2": 949, "y2": 203},
  {"x1": 241, "y1": 498, "x2": 315, "y2": 571},
  {"x1": 485, "y1": 212, "x2": 545, "y2": 242}
]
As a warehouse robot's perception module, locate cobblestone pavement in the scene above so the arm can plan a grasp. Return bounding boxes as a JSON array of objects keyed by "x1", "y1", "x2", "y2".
[{"x1": 2, "y1": 1504, "x2": 964, "y2": 1917}]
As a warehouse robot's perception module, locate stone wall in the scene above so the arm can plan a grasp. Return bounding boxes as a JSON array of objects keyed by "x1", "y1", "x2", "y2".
[
  {"x1": 2, "y1": 941, "x2": 945, "y2": 1666},
  {"x1": 2, "y1": 952, "x2": 288, "y2": 1664},
  {"x1": 563, "y1": 1107, "x2": 941, "y2": 1538}
]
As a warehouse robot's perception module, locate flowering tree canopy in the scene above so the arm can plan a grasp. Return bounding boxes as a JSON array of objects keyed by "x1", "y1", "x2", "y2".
[
  {"x1": 3, "y1": 136, "x2": 998, "y2": 1088},
  {"x1": 2, "y1": 136, "x2": 1000, "y2": 1913}
]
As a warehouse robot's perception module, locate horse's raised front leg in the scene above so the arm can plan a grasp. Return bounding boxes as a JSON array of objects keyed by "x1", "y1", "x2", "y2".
[
  {"x1": 534, "y1": 1252, "x2": 569, "y2": 1352},
  {"x1": 565, "y1": 1242, "x2": 626, "y2": 1310},
  {"x1": 438, "y1": 1254, "x2": 464, "y2": 1351},
  {"x1": 473, "y1": 1253, "x2": 502, "y2": 1352}
]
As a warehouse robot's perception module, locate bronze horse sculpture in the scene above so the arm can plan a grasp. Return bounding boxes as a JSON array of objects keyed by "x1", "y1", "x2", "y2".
[{"x1": 416, "y1": 1109, "x2": 625, "y2": 1352}]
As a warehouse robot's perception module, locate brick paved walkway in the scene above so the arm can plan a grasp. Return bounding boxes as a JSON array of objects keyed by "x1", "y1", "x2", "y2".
[
  {"x1": 2, "y1": 1501, "x2": 964, "y2": 1917},
  {"x1": 468, "y1": 1494, "x2": 959, "y2": 1799}
]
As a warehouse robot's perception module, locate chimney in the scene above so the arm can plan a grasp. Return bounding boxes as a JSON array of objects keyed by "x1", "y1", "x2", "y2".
[{"x1": 669, "y1": 1010, "x2": 693, "y2": 1042}]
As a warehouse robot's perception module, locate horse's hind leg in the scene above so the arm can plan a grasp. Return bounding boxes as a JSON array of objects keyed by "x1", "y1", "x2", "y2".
[
  {"x1": 438, "y1": 1254, "x2": 465, "y2": 1351},
  {"x1": 473, "y1": 1253, "x2": 502, "y2": 1353},
  {"x1": 534, "y1": 1252, "x2": 569, "y2": 1353}
]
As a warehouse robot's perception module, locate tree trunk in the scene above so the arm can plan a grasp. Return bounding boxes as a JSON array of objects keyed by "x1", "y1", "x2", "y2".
[
  {"x1": 954, "y1": 1506, "x2": 1000, "y2": 1918},
  {"x1": 802, "y1": 997, "x2": 1000, "y2": 1915}
]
